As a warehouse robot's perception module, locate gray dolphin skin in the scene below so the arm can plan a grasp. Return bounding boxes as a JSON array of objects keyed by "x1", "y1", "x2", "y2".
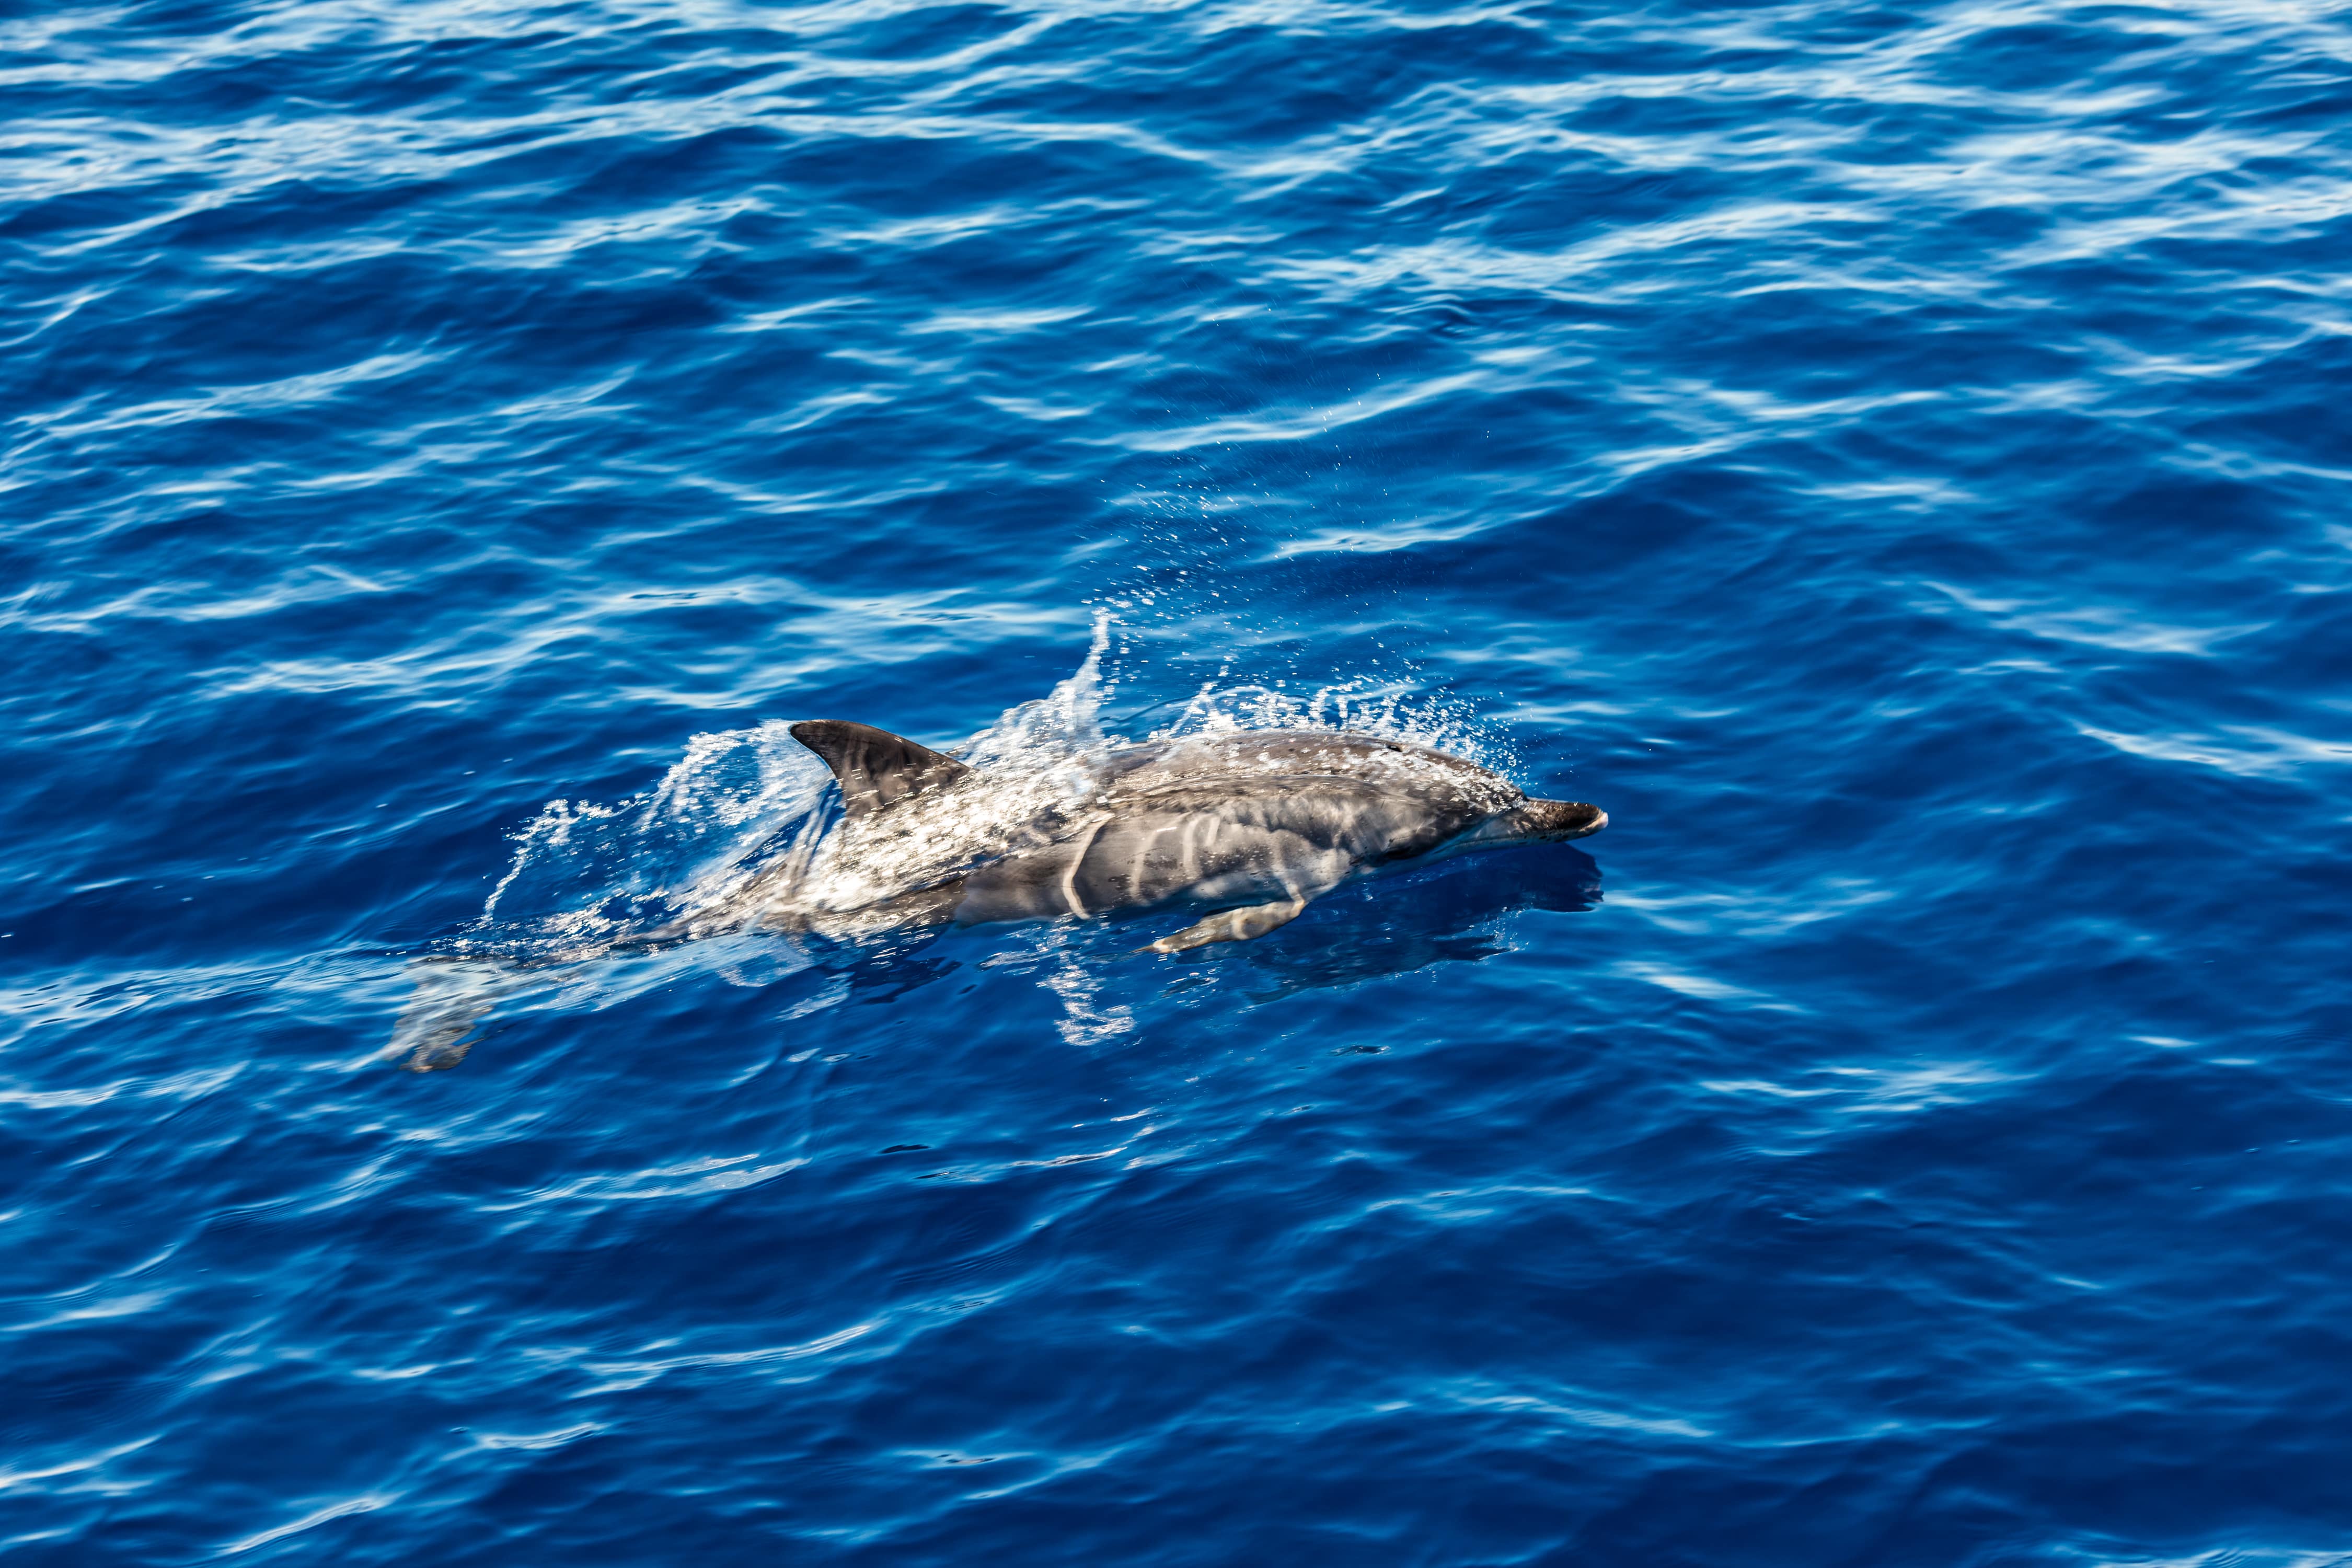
[{"x1": 786, "y1": 720, "x2": 1606, "y2": 953}]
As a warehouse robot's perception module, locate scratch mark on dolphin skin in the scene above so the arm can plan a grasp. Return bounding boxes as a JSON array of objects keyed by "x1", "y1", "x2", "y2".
[{"x1": 1059, "y1": 816, "x2": 1105, "y2": 916}]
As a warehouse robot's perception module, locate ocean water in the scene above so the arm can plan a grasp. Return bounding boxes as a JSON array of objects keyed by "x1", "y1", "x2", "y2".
[{"x1": 7, "y1": 0, "x2": 2352, "y2": 1561}]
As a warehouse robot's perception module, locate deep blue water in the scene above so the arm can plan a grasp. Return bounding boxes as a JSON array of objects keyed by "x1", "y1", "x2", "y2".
[{"x1": 8, "y1": 0, "x2": 2352, "y2": 1561}]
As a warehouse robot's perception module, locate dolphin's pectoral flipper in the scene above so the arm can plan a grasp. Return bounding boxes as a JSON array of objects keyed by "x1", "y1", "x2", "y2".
[
  {"x1": 790, "y1": 720, "x2": 972, "y2": 818},
  {"x1": 1145, "y1": 898, "x2": 1309, "y2": 954}
]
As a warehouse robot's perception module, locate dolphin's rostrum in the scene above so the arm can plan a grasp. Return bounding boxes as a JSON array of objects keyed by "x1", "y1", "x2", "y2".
[{"x1": 774, "y1": 720, "x2": 1605, "y2": 953}]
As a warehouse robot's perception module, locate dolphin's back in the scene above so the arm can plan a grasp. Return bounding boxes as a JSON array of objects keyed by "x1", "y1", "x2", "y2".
[
  {"x1": 1097, "y1": 730, "x2": 1506, "y2": 797},
  {"x1": 950, "y1": 733, "x2": 1523, "y2": 925}
]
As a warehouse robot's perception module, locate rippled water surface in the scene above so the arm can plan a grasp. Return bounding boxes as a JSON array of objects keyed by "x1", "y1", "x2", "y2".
[{"x1": 8, "y1": 0, "x2": 2352, "y2": 1561}]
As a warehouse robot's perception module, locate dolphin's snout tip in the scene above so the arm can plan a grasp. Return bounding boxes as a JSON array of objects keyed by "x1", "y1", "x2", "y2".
[
  {"x1": 1559, "y1": 803, "x2": 1606, "y2": 839},
  {"x1": 1501, "y1": 799, "x2": 1606, "y2": 841}
]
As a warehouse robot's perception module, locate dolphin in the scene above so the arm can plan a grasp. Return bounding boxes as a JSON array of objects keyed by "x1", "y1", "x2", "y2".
[
  {"x1": 758, "y1": 720, "x2": 1606, "y2": 953},
  {"x1": 385, "y1": 718, "x2": 1605, "y2": 1069}
]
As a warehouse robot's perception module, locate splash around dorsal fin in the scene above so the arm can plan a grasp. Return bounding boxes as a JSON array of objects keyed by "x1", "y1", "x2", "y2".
[{"x1": 789, "y1": 720, "x2": 973, "y2": 818}]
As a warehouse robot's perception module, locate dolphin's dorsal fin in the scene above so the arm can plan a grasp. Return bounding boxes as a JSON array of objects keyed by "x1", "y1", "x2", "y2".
[{"x1": 790, "y1": 720, "x2": 973, "y2": 818}]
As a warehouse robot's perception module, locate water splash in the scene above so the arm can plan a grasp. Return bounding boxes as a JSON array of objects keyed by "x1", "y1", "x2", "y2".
[
  {"x1": 459, "y1": 723, "x2": 830, "y2": 961},
  {"x1": 778, "y1": 620, "x2": 1119, "y2": 925},
  {"x1": 1144, "y1": 674, "x2": 1508, "y2": 773}
]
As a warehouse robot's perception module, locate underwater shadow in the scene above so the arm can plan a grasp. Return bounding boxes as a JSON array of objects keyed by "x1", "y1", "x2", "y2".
[
  {"x1": 1225, "y1": 845, "x2": 1602, "y2": 1002},
  {"x1": 387, "y1": 850, "x2": 1602, "y2": 1070}
]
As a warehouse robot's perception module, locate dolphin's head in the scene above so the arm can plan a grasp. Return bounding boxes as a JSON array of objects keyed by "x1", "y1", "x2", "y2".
[{"x1": 1480, "y1": 798, "x2": 1608, "y2": 844}]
